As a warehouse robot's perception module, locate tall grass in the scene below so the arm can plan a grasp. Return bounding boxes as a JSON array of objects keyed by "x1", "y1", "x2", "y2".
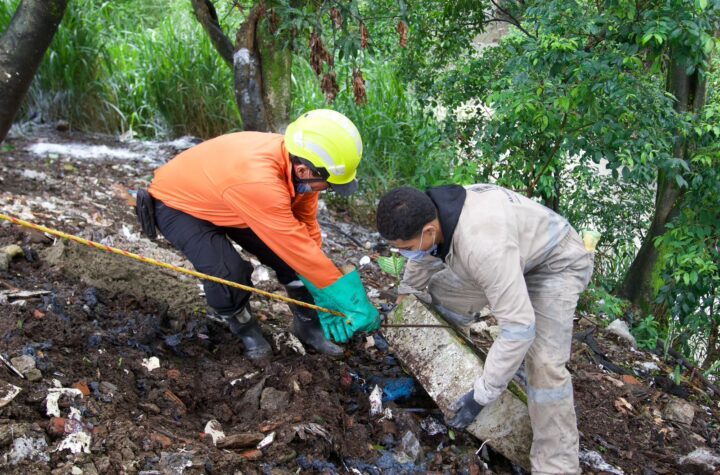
[
  {"x1": 1, "y1": 0, "x2": 453, "y2": 203},
  {"x1": 1, "y1": 0, "x2": 239, "y2": 138}
]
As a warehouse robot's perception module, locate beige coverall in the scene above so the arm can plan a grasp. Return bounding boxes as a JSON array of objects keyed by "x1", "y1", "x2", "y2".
[{"x1": 399, "y1": 184, "x2": 593, "y2": 474}]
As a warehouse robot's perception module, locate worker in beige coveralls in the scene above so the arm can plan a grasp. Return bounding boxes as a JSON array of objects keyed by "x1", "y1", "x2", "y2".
[{"x1": 376, "y1": 184, "x2": 594, "y2": 474}]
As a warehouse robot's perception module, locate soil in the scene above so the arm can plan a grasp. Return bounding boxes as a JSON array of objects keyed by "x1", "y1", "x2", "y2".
[{"x1": 0, "y1": 124, "x2": 718, "y2": 474}]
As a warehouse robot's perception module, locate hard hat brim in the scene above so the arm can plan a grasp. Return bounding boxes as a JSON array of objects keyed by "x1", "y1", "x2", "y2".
[{"x1": 329, "y1": 178, "x2": 358, "y2": 196}]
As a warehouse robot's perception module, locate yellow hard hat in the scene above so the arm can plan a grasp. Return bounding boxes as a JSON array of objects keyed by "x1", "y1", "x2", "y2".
[{"x1": 284, "y1": 109, "x2": 362, "y2": 196}]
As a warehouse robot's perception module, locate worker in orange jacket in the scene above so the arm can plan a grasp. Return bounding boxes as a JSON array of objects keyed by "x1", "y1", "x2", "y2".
[{"x1": 139, "y1": 110, "x2": 380, "y2": 360}]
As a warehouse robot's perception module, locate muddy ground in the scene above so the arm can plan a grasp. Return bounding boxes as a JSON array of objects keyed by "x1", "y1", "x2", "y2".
[{"x1": 0, "y1": 124, "x2": 718, "y2": 474}]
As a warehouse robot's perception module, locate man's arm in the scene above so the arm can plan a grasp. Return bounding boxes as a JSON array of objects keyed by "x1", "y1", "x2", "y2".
[
  {"x1": 223, "y1": 183, "x2": 342, "y2": 288},
  {"x1": 397, "y1": 254, "x2": 445, "y2": 303},
  {"x1": 464, "y1": 223, "x2": 536, "y2": 406}
]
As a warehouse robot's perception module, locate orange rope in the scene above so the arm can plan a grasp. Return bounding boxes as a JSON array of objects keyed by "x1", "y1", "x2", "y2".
[{"x1": 0, "y1": 213, "x2": 345, "y2": 318}]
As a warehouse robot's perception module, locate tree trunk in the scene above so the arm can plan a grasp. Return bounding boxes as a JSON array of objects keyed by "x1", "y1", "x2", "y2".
[
  {"x1": 0, "y1": 0, "x2": 68, "y2": 142},
  {"x1": 618, "y1": 51, "x2": 706, "y2": 307},
  {"x1": 191, "y1": 1, "x2": 291, "y2": 133}
]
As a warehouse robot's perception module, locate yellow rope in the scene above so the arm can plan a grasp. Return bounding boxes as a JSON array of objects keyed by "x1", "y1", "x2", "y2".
[{"x1": 0, "y1": 213, "x2": 345, "y2": 318}]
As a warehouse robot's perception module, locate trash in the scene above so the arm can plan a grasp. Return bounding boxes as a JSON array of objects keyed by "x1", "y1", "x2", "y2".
[
  {"x1": 364, "y1": 335, "x2": 376, "y2": 349},
  {"x1": 0, "y1": 380, "x2": 22, "y2": 408},
  {"x1": 272, "y1": 330, "x2": 306, "y2": 356},
  {"x1": 382, "y1": 378, "x2": 416, "y2": 402},
  {"x1": 678, "y1": 448, "x2": 720, "y2": 473},
  {"x1": 420, "y1": 416, "x2": 447, "y2": 436},
  {"x1": 216, "y1": 432, "x2": 264, "y2": 449},
  {"x1": 257, "y1": 431, "x2": 275, "y2": 450},
  {"x1": 7, "y1": 436, "x2": 50, "y2": 465},
  {"x1": 663, "y1": 397, "x2": 696, "y2": 425},
  {"x1": 398, "y1": 430, "x2": 423, "y2": 463},
  {"x1": 251, "y1": 264, "x2": 271, "y2": 283},
  {"x1": 159, "y1": 450, "x2": 194, "y2": 475},
  {"x1": 369, "y1": 385, "x2": 384, "y2": 416},
  {"x1": 202, "y1": 420, "x2": 226, "y2": 446},
  {"x1": 293, "y1": 423, "x2": 332, "y2": 443},
  {"x1": 297, "y1": 456, "x2": 340, "y2": 474},
  {"x1": 141, "y1": 356, "x2": 160, "y2": 372},
  {"x1": 359, "y1": 255, "x2": 371, "y2": 267},
  {"x1": 46, "y1": 386, "x2": 84, "y2": 418},
  {"x1": 605, "y1": 319, "x2": 637, "y2": 347},
  {"x1": 579, "y1": 450, "x2": 624, "y2": 474},
  {"x1": 637, "y1": 361, "x2": 660, "y2": 372},
  {"x1": 54, "y1": 408, "x2": 92, "y2": 454}
]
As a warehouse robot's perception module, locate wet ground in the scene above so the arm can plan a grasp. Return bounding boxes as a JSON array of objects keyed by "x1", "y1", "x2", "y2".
[{"x1": 0, "y1": 124, "x2": 718, "y2": 474}]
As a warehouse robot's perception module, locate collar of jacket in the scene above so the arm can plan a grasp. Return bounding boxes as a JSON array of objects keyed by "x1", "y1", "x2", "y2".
[{"x1": 426, "y1": 185, "x2": 467, "y2": 261}]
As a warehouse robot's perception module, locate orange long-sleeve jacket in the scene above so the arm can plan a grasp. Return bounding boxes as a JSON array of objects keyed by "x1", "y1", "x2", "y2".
[{"x1": 148, "y1": 132, "x2": 343, "y2": 288}]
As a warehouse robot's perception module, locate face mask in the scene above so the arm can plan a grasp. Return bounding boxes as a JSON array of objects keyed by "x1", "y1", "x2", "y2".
[
  {"x1": 398, "y1": 229, "x2": 437, "y2": 261},
  {"x1": 295, "y1": 182, "x2": 313, "y2": 194}
]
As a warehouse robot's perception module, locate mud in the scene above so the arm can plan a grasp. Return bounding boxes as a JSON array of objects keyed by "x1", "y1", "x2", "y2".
[{"x1": 0, "y1": 124, "x2": 718, "y2": 474}]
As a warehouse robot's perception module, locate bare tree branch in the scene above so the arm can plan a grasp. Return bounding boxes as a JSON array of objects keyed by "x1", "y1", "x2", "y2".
[{"x1": 191, "y1": 0, "x2": 235, "y2": 67}]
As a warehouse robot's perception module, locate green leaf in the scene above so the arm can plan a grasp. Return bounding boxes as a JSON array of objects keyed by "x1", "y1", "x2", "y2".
[{"x1": 377, "y1": 254, "x2": 407, "y2": 278}]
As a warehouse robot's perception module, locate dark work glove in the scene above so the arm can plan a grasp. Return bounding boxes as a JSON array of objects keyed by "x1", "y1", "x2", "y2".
[{"x1": 446, "y1": 389, "x2": 484, "y2": 429}]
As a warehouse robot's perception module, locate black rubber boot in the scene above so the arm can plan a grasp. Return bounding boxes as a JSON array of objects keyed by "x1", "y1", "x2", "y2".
[
  {"x1": 285, "y1": 284, "x2": 344, "y2": 357},
  {"x1": 208, "y1": 307, "x2": 272, "y2": 361}
]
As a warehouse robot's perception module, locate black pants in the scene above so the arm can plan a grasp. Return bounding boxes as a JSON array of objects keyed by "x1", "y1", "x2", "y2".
[{"x1": 154, "y1": 200, "x2": 297, "y2": 315}]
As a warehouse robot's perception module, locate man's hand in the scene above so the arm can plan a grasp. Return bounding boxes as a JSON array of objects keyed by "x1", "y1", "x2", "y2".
[
  {"x1": 446, "y1": 389, "x2": 484, "y2": 429},
  {"x1": 395, "y1": 294, "x2": 409, "y2": 305}
]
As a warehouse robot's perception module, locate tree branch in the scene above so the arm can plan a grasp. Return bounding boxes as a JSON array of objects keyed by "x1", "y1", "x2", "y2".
[
  {"x1": 191, "y1": 0, "x2": 235, "y2": 67},
  {"x1": 526, "y1": 112, "x2": 568, "y2": 197}
]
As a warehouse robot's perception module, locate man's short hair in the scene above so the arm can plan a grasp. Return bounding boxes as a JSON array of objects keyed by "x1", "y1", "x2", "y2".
[{"x1": 376, "y1": 187, "x2": 437, "y2": 240}]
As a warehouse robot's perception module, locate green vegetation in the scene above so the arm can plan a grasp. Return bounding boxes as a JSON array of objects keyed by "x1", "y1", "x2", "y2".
[{"x1": 1, "y1": 0, "x2": 719, "y2": 379}]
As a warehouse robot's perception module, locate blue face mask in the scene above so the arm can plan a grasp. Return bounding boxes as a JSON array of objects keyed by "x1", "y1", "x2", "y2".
[
  {"x1": 398, "y1": 229, "x2": 437, "y2": 261},
  {"x1": 295, "y1": 182, "x2": 313, "y2": 194}
]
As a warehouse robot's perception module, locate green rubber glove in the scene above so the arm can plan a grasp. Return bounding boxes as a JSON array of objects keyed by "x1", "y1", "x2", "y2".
[{"x1": 299, "y1": 270, "x2": 380, "y2": 342}]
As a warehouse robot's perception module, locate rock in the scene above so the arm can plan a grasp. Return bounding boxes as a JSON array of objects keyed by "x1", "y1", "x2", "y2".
[
  {"x1": 25, "y1": 368, "x2": 43, "y2": 382},
  {"x1": 240, "y1": 448, "x2": 263, "y2": 460},
  {"x1": 605, "y1": 319, "x2": 637, "y2": 347},
  {"x1": 237, "y1": 377, "x2": 266, "y2": 412},
  {"x1": 679, "y1": 448, "x2": 720, "y2": 474},
  {"x1": 260, "y1": 387, "x2": 289, "y2": 412},
  {"x1": 72, "y1": 381, "x2": 91, "y2": 396},
  {"x1": 216, "y1": 432, "x2": 264, "y2": 450},
  {"x1": 0, "y1": 422, "x2": 32, "y2": 446},
  {"x1": 56, "y1": 120, "x2": 70, "y2": 132},
  {"x1": 397, "y1": 430, "x2": 422, "y2": 463},
  {"x1": 48, "y1": 417, "x2": 67, "y2": 437},
  {"x1": 663, "y1": 397, "x2": 695, "y2": 425},
  {"x1": 383, "y1": 296, "x2": 532, "y2": 470},
  {"x1": 10, "y1": 354, "x2": 36, "y2": 374},
  {"x1": 150, "y1": 432, "x2": 173, "y2": 449},
  {"x1": 3, "y1": 244, "x2": 24, "y2": 259},
  {"x1": 139, "y1": 402, "x2": 161, "y2": 414},
  {"x1": 81, "y1": 463, "x2": 99, "y2": 475},
  {"x1": 99, "y1": 381, "x2": 118, "y2": 394},
  {"x1": 0, "y1": 253, "x2": 10, "y2": 272}
]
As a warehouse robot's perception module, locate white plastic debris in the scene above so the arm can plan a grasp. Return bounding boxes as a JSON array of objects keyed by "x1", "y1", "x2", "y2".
[
  {"x1": 369, "y1": 385, "x2": 383, "y2": 417},
  {"x1": 579, "y1": 450, "x2": 624, "y2": 474},
  {"x1": 8, "y1": 436, "x2": 49, "y2": 465},
  {"x1": 251, "y1": 265, "x2": 271, "y2": 282},
  {"x1": 364, "y1": 336, "x2": 376, "y2": 349},
  {"x1": 605, "y1": 319, "x2": 637, "y2": 347},
  {"x1": 359, "y1": 255, "x2": 371, "y2": 267},
  {"x1": 293, "y1": 423, "x2": 332, "y2": 442},
  {"x1": 420, "y1": 416, "x2": 448, "y2": 436},
  {"x1": 257, "y1": 431, "x2": 275, "y2": 450},
  {"x1": 270, "y1": 324, "x2": 306, "y2": 355},
  {"x1": 0, "y1": 380, "x2": 22, "y2": 408},
  {"x1": 203, "y1": 420, "x2": 226, "y2": 446},
  {"x1": 638, "y1": 361, "x2": 660, "y2": 372},
  {"x1": 679, "y1": 448, "x2": 720, "y2": 472},
  {"x1": 230, "y1": 371, "x2": 260, "y2": 386},
  {"x1": 55, "y1": 409, "x2": 92, "y2": 454},
  {"x1": 142, "y1": 356, "x2": 161, "y2": 372},
  {"x1": 45, "y1": 387, "x2": 83, "y2": 418}
]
